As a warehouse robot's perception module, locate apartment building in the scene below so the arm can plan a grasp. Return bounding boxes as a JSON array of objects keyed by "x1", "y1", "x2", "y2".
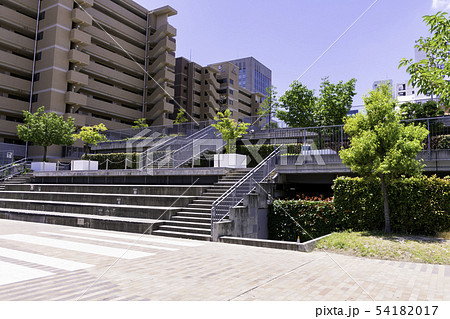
[
  {"x1": 225, "y1": 57, "x2": 272, "y2": 95},
  {"x1": 173, "y1": 57, "x2": 265, "y2": 122},
  {"x1": 0, "y1": 0, "x2": 177, "y2": 160}
]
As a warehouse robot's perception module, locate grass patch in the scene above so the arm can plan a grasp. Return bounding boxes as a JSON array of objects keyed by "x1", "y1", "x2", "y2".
[{"x1": 316, "y1": 231, "x2": 450, "y2": 264}]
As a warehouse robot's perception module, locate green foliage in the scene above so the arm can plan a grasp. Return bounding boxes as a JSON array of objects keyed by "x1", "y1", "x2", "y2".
[
  {"x1": 83, "y1": 153, "x2": 139, "y2": 169},
  {"x1": 400, "y1": 101, "x2": 445, "y2": 120},
  {"x1": 212, "y1": 109, "x2": 250, "y2": 153},
  {"x1": 277, "y1": 81, "x2": 316, "y2": 128},
  {"x1": 73, "y1": 124, "x2": 108, "y2": 155},
  {"x1": 278, "y1": 77, "x2": 356, "y2": 128},
  {"x1": 399, "y1": 12, "x2": 450, "y2": 110},
  {"x1": 438, "y1": 135, "x2": 450, "y2": 149},
  {"x1": 174, "y1": 108, "x2": 188, "y2": 124},
  {"x1": 339, "y1": 84, "x2": 429, "y2": 233},
  {"x1": 333, "y1": 176, "x2": 450, "y2": 236},
  {"x1": 257, "y1": 86, "x2": 279, "y2": 126},
  {"x1": 236, "y1": 143, "x2": 303, "y2": 167},
  {"x1": 340, "y1": 84, "x2": 429, "y2": 178},
  {"x1": 17, "y1": 106, "x2": 76, "y2": 161},
  {"x1": 269, "y1": 200, "x2": 337, "y2": 242},
  {"x1": 314, "y1": 77, "x2": 357, "y2": 126},
  {"x1": 131, "y1": 118, "x2": 148, "y2": 129}
]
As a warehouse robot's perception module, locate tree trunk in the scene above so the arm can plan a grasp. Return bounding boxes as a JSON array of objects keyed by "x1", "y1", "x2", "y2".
[
  {"x1": 43, "y1": 146, "x2": 47, "y2": 162},
  {"x1": 379, "y1": 174, "x2": 391, "y2": 233},
  {"x1": 83, "y1": 144, "x2": 89, "y2": 157}
]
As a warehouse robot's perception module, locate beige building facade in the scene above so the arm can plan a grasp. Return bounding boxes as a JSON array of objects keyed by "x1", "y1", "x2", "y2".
[
  {"x1": 173, "y1": 57, "x2": 264, "y2": 122},
  {"x1": 0, "y1": 0, "x2": 177, "y2": 160}
]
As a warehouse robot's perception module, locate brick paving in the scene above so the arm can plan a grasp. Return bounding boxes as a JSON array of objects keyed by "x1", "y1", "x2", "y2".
[{"x1": 0, "y1": 219, "x2": 448, "y2": 301}]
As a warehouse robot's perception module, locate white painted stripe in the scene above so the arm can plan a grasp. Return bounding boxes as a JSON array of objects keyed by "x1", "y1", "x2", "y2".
[
  {"x1": 0, "y1": 235, "x2": 153, "y2": 260},
  {"x1": 35, "y1": 66, "x2": 67, "y2": 73},
  {"x1": 0, "y1": 260, "x2": 53, "y2": 286},
  {"x1": 64, "y1": 228, "x2": 204, "y2": 247},
  {"x1": 39, "y1": 24, "x2": 71, "y2": 32},
  {"x1": 40, "y1": 232, "x2": 178, "y2": 252},
  {"x1": 37, "y1": 45, "x2": 70, "y2": 53},
  {"x1": 0, "y1": 247, "x2": 92, "y2": 271},
  {"x1": 33, "y1": 88, "x2": 67, "y2": 94},
  {"x1": 40, "y1": 3, "x2": 73, "y2": 12}
]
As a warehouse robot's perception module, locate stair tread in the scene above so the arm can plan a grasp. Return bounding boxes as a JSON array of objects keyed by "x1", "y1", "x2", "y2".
[
  {"x1": 159, "y1": 225, "x2": 210, "y2": 232},
  {"x1": 152, "y1": 230, "x2": 211, "y2": 239},
  {"x1": 0, "y1": 207, "x2": 158, "y2": 223}
]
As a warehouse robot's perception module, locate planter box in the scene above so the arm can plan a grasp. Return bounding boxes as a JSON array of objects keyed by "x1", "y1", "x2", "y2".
[
  {"x1": 214, "y1": 154, "x2": 247, "y2": 169},
  {"x1": 31, "y1": 162, "x2": 56, "y2": 172},
  {"x1": 71, "y1": 160, "x2": 98, "y2": 171}
]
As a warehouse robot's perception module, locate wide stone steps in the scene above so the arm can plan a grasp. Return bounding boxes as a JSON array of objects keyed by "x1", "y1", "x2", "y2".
[
  {"x1": 172, "y1": 215, "x2": 210, "y2": 223},
  {"x1": 0, "y1": 198, "x2": 180, "y2": 220},
  {"x1": 0, "y1": 191, "x2": 195, "y2": 207},
  {"x1": 157, "y1": 225, "x2": 210, "y2": 235},
  {"x1": 175, "y1": 211, "x2": 211, "y2": 218},
  {"x1": 187, "y1": 203, "x2": 212, "y2": 209},
  {"x1": 0, "y1": 207, "x2": 156, "y2": 234},
  {"x1": 152, "y1": 229, "x2": 211, "y2": 241}
]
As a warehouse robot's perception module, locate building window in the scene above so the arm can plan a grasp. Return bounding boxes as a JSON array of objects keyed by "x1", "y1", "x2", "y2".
[
  {"x1": 37, "y1": 32, "x2": 43, "y2": 41},
  {"x1": 33, "y1": 73, "x2": 40, "y2": 82},
  {"x1": 36, "y1": 52, "x2": 42, "y2": 61},
  {"x1": 38, "y1": 12, "x2": 46, "y2": 21},
  {"x1": 31, "y1": 94, "x2": 38, "y2": 103},
  {"x1": 229, "y1": 89, "x2": 233, "y2": 95},
  {"x1": 229, "y1": 100, "x2": 233, "y2": 105},
  {"x1": 230, "y1": 79, "x2": 234, "y2": 84}
]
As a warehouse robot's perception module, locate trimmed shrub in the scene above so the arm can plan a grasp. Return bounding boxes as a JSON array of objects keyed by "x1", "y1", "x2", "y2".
[
  {"x1": 333, "y1": 175, "x2": 450, "y2": 236},
  {"x1": 269, "y1": 200, "x2": 337, "y2": 242},
  {"x1": 438, "y1": 135, "x2": 450, "y2": 149},
  {"x1": 237, "y1": 143, "x2": 302, "y2": 167}
]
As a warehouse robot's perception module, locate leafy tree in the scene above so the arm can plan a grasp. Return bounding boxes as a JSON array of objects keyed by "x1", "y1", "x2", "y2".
[
  {"x1": 258, "y1": 85, "x2": 279, "y2": 129},
  {"x1": 212, "y1": 109, "x2": 250, "y2": 153},
  {"x1": 339, "y1": 84, "x2": 429, "y2": 233},
  {"x1": 277, "y1": 81, "x2": 316, "y2": 128},
  {"x1": 132, "y1": 118, "x2": 148, "y2": 129},
  {"x1": 315, "y1": 77, "x2": 357, "y2": 126},
  {"x1": 400, "y1": 100, "x2": 445, "y2": 120},
  {"x1": 17, "y1": 106, "x2": 76, "y2": 162},
  {"x1": 399, "y1": 12, "x2": 450, "y2": 110},
  {"x1": 73, "y1": 124, "x2": 108, "y2": 155},
  {"x1": 174, "y1": 108, "x2": 188, "y2": 124}
]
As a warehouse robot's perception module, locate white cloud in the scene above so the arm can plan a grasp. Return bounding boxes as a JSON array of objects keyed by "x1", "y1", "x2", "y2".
[{"x1": 432, "y1": 0, "x2": 450, "y2": 10}]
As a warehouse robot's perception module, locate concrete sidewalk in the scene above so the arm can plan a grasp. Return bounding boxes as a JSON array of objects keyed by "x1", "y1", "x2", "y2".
[{"x1": 0, "y1": 219, "x2": 448, "y2": 301}]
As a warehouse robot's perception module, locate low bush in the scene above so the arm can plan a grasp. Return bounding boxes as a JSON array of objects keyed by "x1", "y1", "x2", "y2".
[
  {"x1": 83, "y1": 153, "x2": 140, "y2": 169},
  {"x1": 269, "y1": 199, "x2": 336, "y2": 242},
  {"x1": 237, "y1": 144, "x2": 302, "y2": 167}
]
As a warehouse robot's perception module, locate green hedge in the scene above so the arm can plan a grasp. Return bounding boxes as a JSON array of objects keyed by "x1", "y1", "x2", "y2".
[
  {"x1": 237, "y1": 144, "x2": 302, "y2": 167},
  {"x1": 269, "y1": 200, "x2": 337, "y2": 242},
  {"x1": 438, "y1": 135, "x2": 450, "y2": 149},
  {"x1": 333, "y1": 175, "x2": 450, "y2": 235},
  {"x1": 270, "y1": 175, "x2": 450, "y2": 241}
]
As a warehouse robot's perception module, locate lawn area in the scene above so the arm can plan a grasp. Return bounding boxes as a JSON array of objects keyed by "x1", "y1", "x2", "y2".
[{"x1": 316, "y1": 231, "x2": 450, "y2": 265}]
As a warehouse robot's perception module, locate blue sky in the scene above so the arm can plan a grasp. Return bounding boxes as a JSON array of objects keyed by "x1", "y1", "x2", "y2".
[{"x1": 136, "y1": 0, "x2": 449, "y2": 106}]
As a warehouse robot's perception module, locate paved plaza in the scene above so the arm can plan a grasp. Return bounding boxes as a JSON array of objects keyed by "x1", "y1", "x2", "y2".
[{"x1": 0, "y1": 219, "x2": 448, "y2": 301}]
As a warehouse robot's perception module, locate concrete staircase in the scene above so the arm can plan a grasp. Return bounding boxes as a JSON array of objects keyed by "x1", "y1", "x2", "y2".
[
  {"x1": 0, "y1": 184, "x2": 208, "y2": 234},
  {"x1": 152, "y1": 169, "x2": 251, "y2": 241},
  {"x1": 0, "y1": 173, "x2": 33, "y2": 190}
]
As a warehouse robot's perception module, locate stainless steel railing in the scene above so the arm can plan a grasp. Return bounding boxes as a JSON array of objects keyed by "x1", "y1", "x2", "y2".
[{"x1": 210, "y1": 146, "x2": 282, "y2": 236}]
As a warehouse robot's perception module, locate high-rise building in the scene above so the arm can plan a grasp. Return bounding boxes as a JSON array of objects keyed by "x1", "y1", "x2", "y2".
[
  {"x1": 173, "y1": 57, "x2": 264, "y2": 122},
  {"x1": 0, "y1": 0, "x2": 177, "y2": 160},
  {"x1": 224, "y1": 57, "x2": 272, "y2": 95}
]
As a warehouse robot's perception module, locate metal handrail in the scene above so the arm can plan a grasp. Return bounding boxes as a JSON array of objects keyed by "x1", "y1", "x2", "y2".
[
  {"x1": 210, "y1": 146, "x2": 282, "y2": 236},
  {"x1": 0, "y1": 158, "x2": 30, "y2": 183}
]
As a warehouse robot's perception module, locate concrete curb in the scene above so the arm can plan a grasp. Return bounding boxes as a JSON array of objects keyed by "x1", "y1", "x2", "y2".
[{"x1": 218, "y1": 234, "x2": 331, "y2": 252}]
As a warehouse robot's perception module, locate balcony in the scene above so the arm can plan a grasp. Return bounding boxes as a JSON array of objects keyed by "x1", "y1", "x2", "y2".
[
  {"x1": 65, "y1": 92, "x2": 87, "y2": 106},
  {"x1": 148, "y1": 67, "x2": 175, "y2": 89},
  {"x1": 148, "y1": 24, "x2": 177, "y2": 44},
  {"x1": 72, "y1": 8, "x2": 92, "y2": 26},
  {"x1": 70, "y1": 29, "x2": 91, "y2": 46},
  {"x1": 148, "y1": 51, "x2": 175, "y2": 74},
  {"x1": 68, "y1": 49, "x2": 90, "y2": 66},
  {"x1": 203, "y1": 72, "x2": 220, "y2": 89},
  {"x1": 77, "y1": 0, "x2": 94, "y2": 7},
  {"x1": 147, "y1": 85, "x2": 174, "y2": 105},
  {"x1": 147, "y1": 99, "x2": 174, "y2": 120},
  {"x1": 67, "y1": 70, "x2": 89, "y2": 86},
  {"x1": 148, "y1": 37, "x2": 175, "y2": 58}
]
